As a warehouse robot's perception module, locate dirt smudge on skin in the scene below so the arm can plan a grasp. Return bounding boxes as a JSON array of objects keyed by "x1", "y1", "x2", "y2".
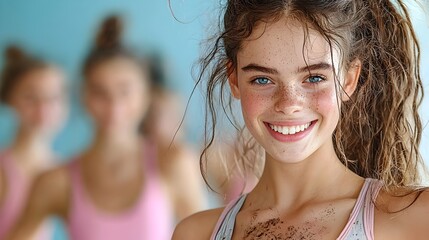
[{"x1": 242, "y1": 205, "x2": 335, "y2": 240}]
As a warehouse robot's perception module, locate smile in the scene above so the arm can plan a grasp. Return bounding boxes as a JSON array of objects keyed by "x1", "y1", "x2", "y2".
[{"x1": 268, "y1": 122, "x2": 311, "y2": 135}]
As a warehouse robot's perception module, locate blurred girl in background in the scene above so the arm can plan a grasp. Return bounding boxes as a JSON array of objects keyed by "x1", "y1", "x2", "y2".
[
  {"x1": 7, "y1": 15, "x2": 204, "y2": 240},
  {"x1": 0, "y1": 46, "x2": 67, "y2": 239},
  {"x1": 144, "y1": 54, "x2": 204, "y2": 219}
]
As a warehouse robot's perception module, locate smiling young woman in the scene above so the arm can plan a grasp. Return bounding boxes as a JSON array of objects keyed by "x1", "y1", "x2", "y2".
[{"x1": 173, "y1": 0, "x2": 428, "y2": 239}]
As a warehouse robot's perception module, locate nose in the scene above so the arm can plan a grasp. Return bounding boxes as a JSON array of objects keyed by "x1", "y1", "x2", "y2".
[
  {"x1": 33, "y1": 98, "x2": 59, "y2": 122},
  {"x1": 273, "y1": 84, "x2": 304, "y2": 114},
  {"x1": 106, "y1": 97, "x2": 118, "y2": 113}
]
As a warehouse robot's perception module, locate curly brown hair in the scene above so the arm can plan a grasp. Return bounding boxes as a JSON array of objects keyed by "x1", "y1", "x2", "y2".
[{"x1": 197, "y1": 0, "x2": 425, "y2": 192}]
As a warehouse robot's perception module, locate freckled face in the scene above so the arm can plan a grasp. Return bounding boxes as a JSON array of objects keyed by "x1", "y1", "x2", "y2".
[{"x1": 230, "y1": 18, "x2": 350, "y2": 163}]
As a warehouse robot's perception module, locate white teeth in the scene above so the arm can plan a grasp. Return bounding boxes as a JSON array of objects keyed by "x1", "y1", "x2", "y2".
[
  {"x1": 269, "y1": 122, "x2": 311, "y2": 135},
  {"x1": 282, "y1": 127, "x2": 289, "y2": 135}
]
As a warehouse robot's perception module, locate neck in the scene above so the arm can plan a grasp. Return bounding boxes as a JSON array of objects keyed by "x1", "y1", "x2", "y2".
[
  {"x1": 87, "y1": 130, "x2": 142, "y2": 162},
  {"x1": 10, "y1": 127, "x2": 53, "y2": 164},
  {"x1": 251, "y1": 141, "x2": 362, "y2": 210}
]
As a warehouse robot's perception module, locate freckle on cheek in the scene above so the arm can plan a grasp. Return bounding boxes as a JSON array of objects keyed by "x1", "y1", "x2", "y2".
[{"x1": 311, "y1": 93, "x2": 320, "y2": 111}]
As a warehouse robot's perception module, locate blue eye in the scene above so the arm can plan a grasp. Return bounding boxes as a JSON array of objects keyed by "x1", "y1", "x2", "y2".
[
  {"x1": 253, "y1": 77, "x2": 271, "y2": 85},
  {"x1": 307, "y1": 76, "x2": 325, "y2": 83}
]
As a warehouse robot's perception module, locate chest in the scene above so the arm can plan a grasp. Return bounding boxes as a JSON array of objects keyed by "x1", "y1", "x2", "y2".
[
  {"x1": 231, "y1": 200, "x2": 358, "y2": 240},
  {"x1": 80, "y1": 163, "x2": 146, "y2": 213}
]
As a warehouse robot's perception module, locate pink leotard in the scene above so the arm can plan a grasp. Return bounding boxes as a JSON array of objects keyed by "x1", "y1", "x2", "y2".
[{"x1": 67, "y1": 143, "x2": 173, "y2": 240}]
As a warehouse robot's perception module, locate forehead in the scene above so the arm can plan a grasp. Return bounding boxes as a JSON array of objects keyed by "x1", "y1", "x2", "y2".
[
  {"x1": 18, "y1": 67, "x2": 63, "y2": 90},
  {"x1": 88, "y1": 57, "x2": 146, "y2": 87},
  {"x1": 237, "y1": 17, "x2": 338, "y2": 71},
  {"x1": 93, "y1": 57, "x2": 142, "y2": 76}
]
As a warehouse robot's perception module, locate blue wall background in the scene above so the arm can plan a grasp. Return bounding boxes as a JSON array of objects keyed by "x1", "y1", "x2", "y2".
[
  {"x1": 0, "y1": 1, "x2": 428, "y2": 239},
  {"x1": 0, "y1": 1, "x2": 215, "y2": 238},
  {"x1": 0, "y1": 0, "x2": 214, "y2": 158}
]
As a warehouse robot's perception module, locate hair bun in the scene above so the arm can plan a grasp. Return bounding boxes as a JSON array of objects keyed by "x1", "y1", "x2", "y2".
[
  {"x1": 5, "y1": 46, "x2": 26, "y2": 64},
  {"x1": 95, "y1": 15, "x2": 123, "y2": 50}
]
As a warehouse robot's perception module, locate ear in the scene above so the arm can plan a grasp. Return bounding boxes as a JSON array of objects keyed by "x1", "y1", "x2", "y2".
[
  {"x1": 227, "y1": 61, "x2": 240, "y2": 99},
  {"x1": 341, "y1": 58, "x2": 361, "y2": 101}
]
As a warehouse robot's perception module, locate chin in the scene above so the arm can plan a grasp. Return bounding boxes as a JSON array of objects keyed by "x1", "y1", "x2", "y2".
[
  {"x1": 264, "y1": 146, "x2": 313, "y2": 164},
  {"x1": 103, "y1": 125, "x2": 136, "y2": 136}
]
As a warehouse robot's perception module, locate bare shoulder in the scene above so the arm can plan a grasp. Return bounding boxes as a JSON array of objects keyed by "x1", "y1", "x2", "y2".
[
  {"x1": 169, "y1": 144, "x2": 198, "y2": 163},
  {"x1": 172, "y1": 207, "x2": 224, "y2": 240},
  {"x1": 34, "y1": 165, "x2": 70, "y2": 193},
  {"x1": 28, "y1": 165, "x2": 71, "y2": 216},
  {"x1": 375, "y1": 187, "x2": 429, "y2": 239},
  {"x1": 35, "y1": 166, "x2": 70, "y2": 189},
  {"x1": 161, "y1": 144, "x2": 200, "y2": 178},
  {"x1": 402, "y1": 189, "x2": 429, "y2": 231}
]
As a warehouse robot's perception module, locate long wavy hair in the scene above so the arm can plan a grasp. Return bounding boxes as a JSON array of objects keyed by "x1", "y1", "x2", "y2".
[{"x1": 197, "y1": 0, "x2": 425, "y2": 193}]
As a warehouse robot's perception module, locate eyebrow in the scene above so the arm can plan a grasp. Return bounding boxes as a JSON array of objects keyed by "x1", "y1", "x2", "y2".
[
  {"x1": 241, "y1": 64, "x2": 279, "y2": 75},
  {"x1": 241, "y1": 62, "x2": 333, "y2": 74},
  {"x1": 297, "y1": 62, "x2": 333, "y2": 73}
]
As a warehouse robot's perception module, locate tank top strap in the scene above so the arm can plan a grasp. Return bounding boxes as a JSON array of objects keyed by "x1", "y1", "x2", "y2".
[
  {"x1": 67, "y1": 160, "x2": 82, "y2": 191},
  {"x1": 0, "y1": 150, "x2": 27, "y2": 206},
  {"x1": 67, "y1": 160, "x2": 90, "y2": 213},
  {"x1": 211, "y1": 194, "x2": 247, "y2": 240},
  {"x1": 0, "y1": 151, "x2": 23, "y2": 181},
  {"x1": 0, "y1": 150, "x2": 26, "y2": 216},
  {"x1": 363, "y1": 178, "x2": 383, "y2": 239},
  {"x1": 0, "y1": 151, "x2": 8, "y2": 167},
  {"x1": 337, "y1": 178, "x2": 373, "y2": 239}
]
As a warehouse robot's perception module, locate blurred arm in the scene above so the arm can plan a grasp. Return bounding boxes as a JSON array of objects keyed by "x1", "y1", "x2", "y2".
[{"x1": 167, "y1": 146, "x2": 206, "y2": 221}]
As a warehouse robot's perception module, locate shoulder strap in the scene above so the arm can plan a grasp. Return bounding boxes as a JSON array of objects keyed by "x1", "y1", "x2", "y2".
[
  {"x1": 66, "y1": 161, "x2": 87, "y2": 210},
  {"x1": 0, "y1": 151, "x2": 21, "y2": 179},
  {"x1": 337, "y1": 178, "x2": 372, "y2": 239},
  {"x1": 363, "y1": 179, "x2": 383, "y2": 239},
  {"x1": 212, "y1": 194, "x2": 247, "y2": 240}
]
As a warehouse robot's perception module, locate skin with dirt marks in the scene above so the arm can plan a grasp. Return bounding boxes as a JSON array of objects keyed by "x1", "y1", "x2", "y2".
[{"x1": 236, "y1": 204, "x2": 336, "y2": 240}]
